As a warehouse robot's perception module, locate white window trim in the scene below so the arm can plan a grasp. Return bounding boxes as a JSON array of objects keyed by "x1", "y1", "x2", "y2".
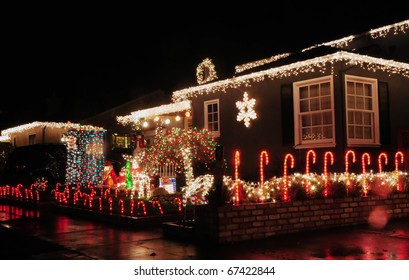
[
  {"x1": 293, "y1": 75, "x2": 336, "y2": 149},
  {"x1": 204, "y1": 99, "x2": 220, "y2": 137},
  {"x1": 345, "y1": 75, "x2": 380, "y2": 147}
]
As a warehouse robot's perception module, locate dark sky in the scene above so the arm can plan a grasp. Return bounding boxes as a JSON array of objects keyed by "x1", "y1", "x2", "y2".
[{"x1": 1, "y1": 3, "x2": 408, "y2": 130}]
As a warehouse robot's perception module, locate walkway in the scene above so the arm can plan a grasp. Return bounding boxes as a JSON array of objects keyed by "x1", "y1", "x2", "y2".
[{"x1": 0, "y1": 203, "x2": 408, "y2": 260}]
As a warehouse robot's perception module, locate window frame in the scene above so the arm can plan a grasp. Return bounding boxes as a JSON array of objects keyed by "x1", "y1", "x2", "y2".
[
  {"x1": 204, "y1": 99, "x2": 220, "y2": 137},
  {"x1": 344, "y1": 74, "x2": 380, "y2": 147},
  {"x1": 293, "y1": 75, "x2": 336, "y2": 149}
]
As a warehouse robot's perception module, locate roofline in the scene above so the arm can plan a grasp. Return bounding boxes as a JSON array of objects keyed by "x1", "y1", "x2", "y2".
[
  {"x1": 1, "y1": 121, "x2": 105, "y2": 137},
  {"x1": 117, "y1": 100, "x2": 191, "y2": 125},
  {"x1": 234, "y1": 19, "x2": 409, "y2": 74},
  {"x1": 172, "y1": 51, "x2": 409, "y2": 102}
]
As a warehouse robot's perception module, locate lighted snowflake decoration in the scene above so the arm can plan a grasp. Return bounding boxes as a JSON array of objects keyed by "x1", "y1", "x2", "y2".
[{"x1": 236, "y1": 92, "x2": 257, "y2": 127}]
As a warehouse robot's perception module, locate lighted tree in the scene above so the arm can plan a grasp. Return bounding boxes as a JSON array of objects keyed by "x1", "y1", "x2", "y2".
[{"x1": 142, "y1": 127, "x2": 217, "y2": 176}]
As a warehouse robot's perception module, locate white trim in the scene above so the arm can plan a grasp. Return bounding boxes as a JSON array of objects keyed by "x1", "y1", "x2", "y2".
[
  {"x1": 345, "y1": 75, "x2": 380, "y2": 146},
  {"x1": 204, "y1": 99, "x2": 220, "y2": 138},
  {"x1": 293, "y1": 75, "x2": 336, "y2": 149}
]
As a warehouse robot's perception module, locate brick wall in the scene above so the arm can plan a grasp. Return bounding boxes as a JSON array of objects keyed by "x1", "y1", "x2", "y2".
[{"x1": 195, "y1": 193, "x2": 409, "y2": 244}]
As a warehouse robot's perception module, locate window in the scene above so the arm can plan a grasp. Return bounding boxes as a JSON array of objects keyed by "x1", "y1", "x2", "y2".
[
  {"x1": 204, "y1": 99, "x2": 220, "y2": 137},
  {"x1": 345, "y1": 75, "x2": 379, "y2": 146},
  {"x1": 293, "y1": 76, "x2": 335, "y2": 148},
  {"x1": 184, "y1": 115, "x2": 193, "y2": 130},
  {"x1": 28, "y1": 134, "x2": 36, "y2": 145},
  {"x1": 112, "y1": 134, "x2": 131, "y2": 149}
]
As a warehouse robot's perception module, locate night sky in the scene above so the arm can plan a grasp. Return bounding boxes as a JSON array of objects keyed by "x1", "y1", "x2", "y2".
[{"x1": 1, "y1": 4, "x2": 408, "y2": 130}]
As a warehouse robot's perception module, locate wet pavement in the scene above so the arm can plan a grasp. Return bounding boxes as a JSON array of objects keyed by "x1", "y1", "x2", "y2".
[{"x1": 0, "y1": 203, "x2": 408, "y2": 260}]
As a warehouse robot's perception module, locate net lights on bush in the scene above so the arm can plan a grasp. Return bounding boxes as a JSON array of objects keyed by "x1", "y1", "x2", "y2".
[
  {"x1": 63, "y1": 129, "x2": 105, "y2": 185},
  {"x1": 172, "y1": 51, "x2": 409, "y2": 102}
]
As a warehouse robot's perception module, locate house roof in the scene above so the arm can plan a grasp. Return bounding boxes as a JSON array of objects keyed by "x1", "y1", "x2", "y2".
[
  {"x1": 171, "y1": 20, "x2": 409, "y2": 102},
  {"x1": 0, "y1": 121, "x2": 105, "y2": 141},
  {"x1": 235, "y1": 20, "x2": 409, "y2": 74},
  {"x1": 172, "y1": 50, "x2": 409, "y2": 102},
  {"x1": 117, "y1": 100, "x2": 191, "y2": 125}
]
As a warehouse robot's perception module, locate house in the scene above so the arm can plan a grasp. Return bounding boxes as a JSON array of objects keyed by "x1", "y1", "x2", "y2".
[
  {"x1": 126, "y1": 20, "x2": 409, "y2": 182},
  {"x1": 81, "y1": 90, "x2": 173, "y2": 169},
  {"x1": 0, "y1": 121, "x2": 106, "y2": 187}
]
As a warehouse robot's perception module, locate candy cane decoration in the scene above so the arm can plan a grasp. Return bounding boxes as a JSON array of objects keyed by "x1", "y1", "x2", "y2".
[
  {"x1": 234, "y1": 150, "x2": 241, "y2": 205},
  {"x1": 174, "y1": 197, "x2": 182, "y2": 212},
  {"x1": 104, "y1": 188, "x2": 110, "y2": 198},
  {"x1": 344, "y1": 150, "x2": 356, "y2": 194},
  {"x1": 362, "y1": 153, "x2": 371, "y2": 197},
  {"x1": 88, "y1": 196, "x2": 93, "y2": 208},
  {"x1": 190, "y1": 196, "x2": 197, "y2": 206},
  {"x1": 108, "y1": 197, "x2": 113, "y2": 211},
  {"x1": 395, "y1": 151, "x2": 404, "y2": 191},
  {"x1": 259, "y1": 150, "x2": 269, "y2": 187},
  {"x1": 152, "y1": 200, "x2": 164, "y2": 215},
  {"x1": 64, "y1": 184, "x2": 70, "y2": 200},
  {"x1": 35, "y1": 190, "x2": 40, "y2": 202},
  {"x1": 378, "y1": 153, "x2": 388, "y2": 173},
  {"x1": 305, "y1": 149, "x2": 316, "y2": 193},
  {"x1": 73, "y1": 192, "x2": 78, "y2": 205},
  {"x1": 306, "y1": 149, "x2": 316, "y2": 174},
  {"x1": 130, "y1": 199, "x2": 135, "y2": 215},
  {"x1": 118, "y1": 199, "x2": 124, "y2": 214},
  {"x1": 323, "y1": 151, "x2": 334, "y2": 197},
  {"x1": 283, "y1": 153, "x2": 295, "y2": 201},
  {"x1": 137, "y1": 201, "x2": 147, "y2": 215},
  {"x1": 83, "y1": 193, "x2": 88, "y2": 206},
  {"x1": 345, "y1": 150, "x2": 356, "y2": 174}
]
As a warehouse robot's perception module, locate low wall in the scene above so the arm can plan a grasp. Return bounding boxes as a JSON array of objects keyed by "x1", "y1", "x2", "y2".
[{"x1": 195, "y1": 193, "x2": 409, "y2": 244}]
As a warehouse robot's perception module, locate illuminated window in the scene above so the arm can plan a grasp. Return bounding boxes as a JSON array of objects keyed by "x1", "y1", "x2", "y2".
[
  {"x1": 293, "y1": 76, "x2": 335, "y2": 148},
  {"x1": 345, "y1": 75, "x2": 379, "y2": 146},
  {"x1": 204, "y1": 99, "x2": 220, "y2": 137},
  {"x1": 112, "y1": 134, "x2": 131, "y2": 149}
]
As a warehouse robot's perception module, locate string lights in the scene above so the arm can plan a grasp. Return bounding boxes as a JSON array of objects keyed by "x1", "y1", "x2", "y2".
[
  {"x1": 236, "y1": 92, "x2": 257, "y2": 127},
  {"x1": 323, "y1": 151, "x2": 334, "y2": 197},
  {"x1": 172, "y1": 51, "x2": 409, "y2": 102},
  {"x1": 236, "y1": 20, "x2": 408, "y2": 73},
  {"x1": 234, "y1": 150, "x2": 240, "y2": 205},
  {"x1": 116, "y1": 100, "x2": 191, "y2": 126},
  {"x1": 196, "y1": 58, "x2": 218, "y2": 85},
  {"x1": 259, "y1": 150, "x2": 269, "y2": 187},
  {"x1": 235, "y1": 53, "x2": 291, "y2": 73},
  {"x1": 1, "y1": 121, "x2": 103, "y2": 136},
  {"x1": 283, "y1": 153, "x2": 295, "y2": 201},
  {"x1": 361, "y1": 153, "x2": 371, "y2": 196},
  {"x1": 378, "y1": 153, "x2": 388, "y2": 173},
  {"x1": 63, "y1": 128, "x2": 105, "y2": 185}
]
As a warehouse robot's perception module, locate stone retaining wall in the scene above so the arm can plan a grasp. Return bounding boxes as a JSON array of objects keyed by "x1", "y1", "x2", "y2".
[{"x1": 195, "y1": 193, "x2": 409, "y2": 244}]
